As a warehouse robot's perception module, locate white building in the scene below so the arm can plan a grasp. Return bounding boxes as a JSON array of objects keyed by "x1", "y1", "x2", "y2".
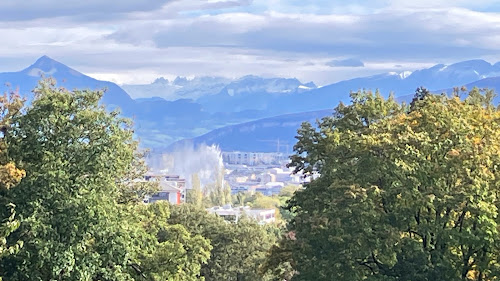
[
  {"x1": 207, "y1": 205, "x2": 276, "y2": 224},
  {"x1": 222, "y1": 151, "x2": 284, "y2": 166},
  {"x1": 144, "y1": 174, "x2": 186, "y2": 204}
]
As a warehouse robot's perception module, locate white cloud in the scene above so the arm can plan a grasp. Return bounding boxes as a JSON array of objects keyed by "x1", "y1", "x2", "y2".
[
  {"x1": 386, "y1": 0, "x2": 500, "y2": 10},
  {"x1": 0, "y1": 0, "x2": 176, "y2": 21},
  {"x1": 107, "y1": 7, "x2": 500, "y2": 61},
  {"x1": 1, "y1": 1, "x2": 500, "y2": 86}
]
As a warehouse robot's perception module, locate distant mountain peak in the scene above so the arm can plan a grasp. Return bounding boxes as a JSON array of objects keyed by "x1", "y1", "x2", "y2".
[
  {"x1": 23, "y1": 55, "x2": 82, "y2": 78},
  {"x1": 173, "y1": 76, "x2": 189, "y2": 86},
  {"x1": 304, "y1": 81, "x2": 317, "y2": 88},
  {"x1": 31, "y1": 55, "x2": 60, "y2": 68},
  {"x1": 153, "y1": 77, "x2": 169, "y2": 84},
  {"x1": 38, "y1": 54, "x2": 53, "y2": 61}
]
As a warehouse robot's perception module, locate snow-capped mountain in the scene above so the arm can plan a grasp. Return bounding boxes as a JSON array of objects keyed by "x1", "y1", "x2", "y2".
[
  {"x1": 398, "y1": 59, "x2": 500, "y2": 90},
  {"x1": 332, "y1": 59, "x2": 500, "y2": 95},
  {"x1": 171, "y1": 59, "x2": 500, "y2": 152},
  {"x1": 220, "y1": 75, "x2": 316, "y2": 95},
  {"x1": 122, "y1": 74, "x2": 317, "y2": 103},
  {"x1": 122, "y1": 76, "x2": 231, "y2": 100},
  {"x1": 196, "y1": 75, "x2": 317, "y2": 113},
  {"x1": 4, "y1": 56, "x2": 500, "y2": 151},
  {"x1": 134, "y1": 59, "x2": 500, "y2": 116},
  {"x1": 277, "y1": 59, "x2": 500, "y2": 114}
]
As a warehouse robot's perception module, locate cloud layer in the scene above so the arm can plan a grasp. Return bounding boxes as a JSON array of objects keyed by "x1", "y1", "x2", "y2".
[
  {"x1": 327, "y1": 59, "x2": 365, "y2": 67},
  {"x1": 1, "y1": 1, "x2": 500, "y2": 85}
]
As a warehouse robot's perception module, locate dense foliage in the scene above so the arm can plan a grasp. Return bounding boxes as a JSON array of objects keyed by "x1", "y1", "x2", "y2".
[
  {"x1": 0, "y1": 92, "x2": 25, "y2": 277},
  {"x1": 274, "y1": 88, "x2": 500, "y2": 280},
  {"x1": 168, "y1": 203, "x2": 279, "y2": 281},
  {"x1": 0, "y1": 80, "x2": 211, "y2": 280},
  {"x1": 0, "y1": 80, "x2": 280, "y2": 281},
  {"x1": 4, "y1": 79, "x2": 499, "y2": 281}
]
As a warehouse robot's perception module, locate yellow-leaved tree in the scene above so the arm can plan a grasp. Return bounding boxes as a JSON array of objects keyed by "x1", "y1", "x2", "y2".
[
  {"x1": 268, "y1": 88, "x2": 500, "y2": 281},
  {"x1": 0, "y1": 91, "x2": 25, "y2": 280}
]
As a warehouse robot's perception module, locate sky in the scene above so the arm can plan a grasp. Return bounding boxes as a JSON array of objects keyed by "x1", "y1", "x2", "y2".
[{"x1": 1, "y1": 0, "x2": 500, "y2": 86}]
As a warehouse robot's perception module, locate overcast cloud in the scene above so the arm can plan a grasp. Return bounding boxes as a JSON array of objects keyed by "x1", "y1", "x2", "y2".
[{"x1": 1, "y1": 0, "x2": 500, "y2": 85}]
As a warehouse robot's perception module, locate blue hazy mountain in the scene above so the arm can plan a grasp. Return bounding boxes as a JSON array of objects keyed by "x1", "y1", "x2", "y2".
[
  {"x1": 158, "y1": 59, "x2": 500, "y2": 118},
  {"x1": 168, "y1": 109, "x2": 333, "y2": 153},
  {"x1": 171, "y1": 60, "x2": 500, "y2": 152},
  {"x1": 0, "y1": 56, "x2": 218, "y2": 148},
  {"x1": 0, "y1": 55, "x2": 137, "y2": 114},
  {"x1": 4, "y1": 56, "x2": 500, "y2": 151},
  {"x1": 396, "y1": 75, "x2": 500, "y2": 104},
  {"x1": 268, "y1": 59, "x2": 500, "y2": 115}
]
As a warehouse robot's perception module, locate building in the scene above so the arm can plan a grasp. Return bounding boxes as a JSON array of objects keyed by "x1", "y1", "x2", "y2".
[
  {"x1": 207, "y1": 205, "x2": 276, "y2": 224},
  {"x1": 255, "y1": 182, "x2": 285, "y2": 196},
  {"x1": 231, "y1": 186, "x2": 249, "y2": 194},
  {"x1": 144, "y1": 174, "x2": 186, "y2": 204},
  {"x1": 222, "y1": 151, "x2": 285, "y2": 166}
]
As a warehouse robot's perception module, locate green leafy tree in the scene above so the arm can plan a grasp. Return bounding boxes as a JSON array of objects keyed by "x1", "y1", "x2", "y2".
[
  {"x1": 0, "y1": 79, "x2": 140, "y2": 280},
  {"x1": 186, "y1": 173, "x2": 203, "y2": 207},
  {"x1": 234, "y1": 192, "x2": 246, "y2": 207},
  {"x1": 134, "y1": 202, "x2": 211, "y2": 281},
  {"x1": 205, "y1": 183, "x2": 221, "y2": 206},
  {"x1": 275, "y1": 89, "x2": 500, "y2": 280},
  {"x1": 117, "y1": 149, "x2": 159, "y2": 204},
  {"x1": 0, "y1": 80, "x2": 209, "y2": 280},
  {"x1": 409, "y1": 86, "x2": 430, "y2": 111},
  {"x1": 168, "y1": 204, "x2": 278, "y2": 281},
  {"x1": 205, "y1": 167, "x2": 230, "y2": 207},
  {"x1": 223, "y1": 182, "x2": 232, "y2": 206},
  {"x1": 0, "y1": 91, "x2": 26, "y2": 280},
  {"x1": 278, "y1": 185, "x2": 301, "y2": 198}
]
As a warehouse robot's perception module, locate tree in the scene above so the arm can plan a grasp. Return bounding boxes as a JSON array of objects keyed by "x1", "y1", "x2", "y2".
[
  {"x1": 0, "y1": 80, "x2": 209, "y2": 280},
  {"x1": 134, "y1": 202, "x2": 211, "y2": 281},
  {"x1": 168, "y1": 204, "x2": 278, "y2": 281},
  {"x1": 278, "y1": 185, "x2": 301, "y2": 198},
  {"x1": 223, "y1": 182, "x2": 232, "y2": 207},
  {"x1": 0, "y1": 79, "x2": 142, "y2": 279},
  {"x1": 410, "y1": 86, "x2": 430, "y2": 111},
  {"x1": 117, "y1": 149, "x2": 159, "y2": 204},
  {"x1": 234, "y1": 192, "x2": 246, "y2": 207},
  {"x1": 276, "y1": 89, "x2": 500, "y2": 280},
  {"x1": 204, "y1": 166, "x2": 230, "y2": 207},
  {"x1": 0, "y1": 91, "x2": 26, "y2": 280},
  {"x1": 186, "y1": 173, "x2": 203, "y2": 207}
]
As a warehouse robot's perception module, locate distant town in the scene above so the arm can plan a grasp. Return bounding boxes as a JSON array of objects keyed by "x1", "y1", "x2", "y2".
[{"x1": 142, "y1": 150, "x2": 317, "y2": 223}]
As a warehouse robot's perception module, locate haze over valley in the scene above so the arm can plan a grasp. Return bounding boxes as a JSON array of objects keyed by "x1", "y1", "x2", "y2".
[{"x1": 4, "y1": 56, "x2": 500, "y2": 152}]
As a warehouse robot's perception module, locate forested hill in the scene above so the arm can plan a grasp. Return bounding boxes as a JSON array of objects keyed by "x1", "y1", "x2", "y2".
[{"x1": 168, "y1": 109, "x2": 333, "y2": 153}]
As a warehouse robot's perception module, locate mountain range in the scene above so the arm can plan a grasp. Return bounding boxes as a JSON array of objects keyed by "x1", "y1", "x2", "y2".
[{"x1": 3, "y1": 56, "x2": 500, "y2": 152}]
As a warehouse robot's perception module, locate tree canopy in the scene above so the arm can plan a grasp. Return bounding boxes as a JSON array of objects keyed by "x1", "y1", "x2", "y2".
[
  {"x1": 168, "y1": 203, "x2": 279, "y2": 281},
  {"x1": 0, "y1": 80, "x2": 211, "y2": 280},
  {"x1": 0, "y1": 91, "x2": 25, "y2": 280},
  {"x1": 5, "y1": 79, "x2": 499, "y2": 281},
  {"x1": 278, "y1": 88, "x2": 500, "y2": 280}
]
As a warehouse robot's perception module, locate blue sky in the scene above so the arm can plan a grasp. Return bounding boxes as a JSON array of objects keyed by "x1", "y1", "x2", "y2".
[{"x1": 1, "y1": 0, "x2": 500, "y2": 85}]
